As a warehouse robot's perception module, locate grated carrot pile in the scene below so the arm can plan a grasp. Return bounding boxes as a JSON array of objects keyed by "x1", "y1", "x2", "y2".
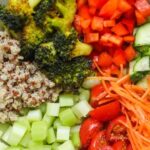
[{"x1": 91, "y1": 62, "x2": 150, "y2": 150}]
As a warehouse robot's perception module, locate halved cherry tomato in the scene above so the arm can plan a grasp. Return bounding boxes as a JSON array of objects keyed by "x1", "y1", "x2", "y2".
[
  {"x1": 80, "y1": 118, "x2": 102, "y2": 148},
  {"x1": 89, "y1": 130, "x2": 110, "y2": 150},
  {"x1": 90, "y1": 101, "x2": 121, "y2": 122},
  {"x1": 127, "y1": 144, "x2": 133, "y2": 150},
  {"x1": 106, "y1": 115, "x2": 127, "y2": 142},
  {"x1": 112, "y1": 140, "x2": 127, "y2": 150}
]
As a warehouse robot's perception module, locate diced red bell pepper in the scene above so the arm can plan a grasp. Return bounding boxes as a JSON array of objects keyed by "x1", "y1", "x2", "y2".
[
  {"x1": 135, "y1": 10, "x2": 146, "y2": 25},
  {"x1": 118, "y1": 0, "x2": 132, "y2": 13},
  {"x1": 123, "y1": 35, "x2": 135, "y2": 43},
  {"x1": 88, "y1": 0, "x2": 102, "y2": 8},
  {"x1": 113, "y1": 49, "x2": 127, "y2": 66},
  {"x1": 77, "y1": 0, "x2": 87, "y2": 9},
  {"x1": 81, "y1": 19, "x2": 91, "y2": 29},
  {"x1": 124, "y1": 45, "x2": 137, "y2": 61},
  {"x1": 84, "y1": 33, "x2": 99, "y2": 43},
  {"x1": 121, "y1": 19, "x2": 135, "y2": 34},
  {"x1": 91, "y1": 16, "x2": 104, "y2": 31},
  {"x1": 100, "y1": 33, "x2": 112, "y2": 43},
  {"x1": 103, "y1": 20, "x2": 116, "y2": 27},
  {"x1": 109, "y1": 35, "x2": 123, "y2": 46},
  {"x1": 78, "y1": 5, "x2": 91, "y2": 19},
  {"x1": 99, "y1": 0, "x2": 119, "y2": 18},
  {"x1": 74, "y1": 15, "x2": 83, "y2": 33},
  {"x1": 135, "y1": 0, "x2": 150, "y2": 17},
  {"x1": 111, "y1": 10, "x2": 122, "y2": 19},
  {"x1": 98, "y1": 52, "x2": 113, "y2": 67},
  {"x1": 111, "y1": 22, "x2": 129, "y2": 36},
  {"x1": 89, "y1": 7, "x2": 97, "y2": 15}
]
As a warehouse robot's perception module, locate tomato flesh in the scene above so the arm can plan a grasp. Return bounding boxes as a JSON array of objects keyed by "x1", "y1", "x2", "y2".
[{"x1": 80, "y1": 118, "x2": 102, "y2": 148}]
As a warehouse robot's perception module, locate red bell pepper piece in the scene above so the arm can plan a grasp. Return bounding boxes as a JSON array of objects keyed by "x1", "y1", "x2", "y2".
[
  {"x1": 118, "y1": 0, "x2": 132, "y2": 13},
  {"x1": 99, "y1": 0, "x2": 119, "y2": 18},
  {"x1": 135, "y1": 0, "x2": 150, "y2": 17},
  {"x1": 89, "y1": 6, "x2": 97, "y2": 15},
  {"x1": 103, "y1": 20, "x2": 116, "y2": 27},
  {"x1": 81, "y1": 19, "x2": 91, "y2": 29},
  {"x1": 78, "y1": 5, "x2": 91, "y2": 19},
  {"x1": 113, "y1": 49, "x2": 127, "y2": 66},
  {"x1": 91, "y1": 16, "x2": 104, "y2": 31},
  {"x1": 84, "y1": 33, "x2": 99, "y2": 43},
  {"x1": 135, "y1": 10, "x2": 146, "y2": 25},
  {"x1": 98, "y1": 52, "x2": 113, "y2": 67},
  {"x1": 124, "y1": 45, "x2": 137, "y2": 62},
  {"x1": 109, "y1": 35, "x2": 123, "y2": 46},
  {"x1": 111, "y1": 22, "x2": 129, "y2": 36},
  {"x1": 77, "y1": 0, "x2": 87, "y2": 9},
  {"x1": 89, "y1": 101, "x2": 121, "y2": 122},
  {"x1": 123, "y1": 36, "x2": 135, "y2": 43}
]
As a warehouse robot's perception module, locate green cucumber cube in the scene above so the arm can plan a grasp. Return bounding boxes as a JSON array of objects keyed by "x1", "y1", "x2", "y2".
[
  {"x1": 72, "y1": 101, "x2": 93, "y2": 118},
  {"x1": 17, "y1": 117, "x2": 30, "y2": 132},
  {"x1": 51, "y1": 143, "x2": 60, "y2": 150},
  {"x1": 0, "y1": 141, "x2": 8, "y2": 150},
  {"x1": 27, "y1": 109, "x2": 42, "y2": 122},
  {"x1": 79, "y1": 88, "x2": 90, "y2": 101},
  {"x1": 71, "y1": 132, "x2": 81, "y2": 148},
  {"x1": 31, "y1": 121, "x2": 48, "y2": 142},
  {"x1": 57, "y1": 140, "x2": 75, "y2": 150},
  {"x1": 46, "y1": 128, "x2": 56, "y2": 144},
  {"x1": 42, "y1": 115, "x2": 55, "y2": 127},
  {"x1": 0, "y1": 123, "x2": 10, "y2": 133},
  {"x1": 38, "y1": 103, "x2": 46, "y2": 115},
  {"x1": 53, "y1": 119, "x2": 62, "y2": 129},
  {"x1": 6, "y1": 147, "x2": 21, "y2": 150},
  {"x1": 59, "y1": 94, "x2": 74, "y2": 107},
  {"x1": 20, "y1": 132, "x2": 31, "y2": 147},
  {"x1": 56, "y1": 126, "x2": 70, "y2": 142},
  {"x1": 29, "y1": 145, "x2": 51, "y2": 150},
  {"x1": 46, "y1": 103, "x2": 60, "y2": 117},
  {"x1": 59, "y1": 108, "x2": 79, "y2": 126},
  {"x1": 2, "y1": 127, "x2": 12, "y2": 144}
]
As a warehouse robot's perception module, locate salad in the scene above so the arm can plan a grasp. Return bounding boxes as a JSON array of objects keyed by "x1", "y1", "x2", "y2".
[{"x1": 0, "y1": 0, "x2": 149, "y2": 150}]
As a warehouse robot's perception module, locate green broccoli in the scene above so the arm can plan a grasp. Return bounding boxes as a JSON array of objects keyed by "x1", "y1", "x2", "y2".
[
  {"x1": 135, "y1": 46, "x2": 150, "y2": 56},
  {"x1": 20, "y1": 20, "x2": 45, "y2": 60},
  {"x1": 35, "y1": 42, "x2": 57, "y2": 67},
  {"x1": 0, "y1": 6, "x2": 27, "y2": 31},
  {"x1": 44, "y1": 0, "x2": 77, "y2": 34},
  {"x1": 33, "y1": 0, "x2": 55, "y2": 27},
  {"x1": 41, "y1": 57, "x2": 94, "y2": 92}
]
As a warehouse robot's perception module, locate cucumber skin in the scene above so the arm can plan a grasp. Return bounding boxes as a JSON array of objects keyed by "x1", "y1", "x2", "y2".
[{"x1": 135, "y1": 46, "x2": 150, "y2": 56}]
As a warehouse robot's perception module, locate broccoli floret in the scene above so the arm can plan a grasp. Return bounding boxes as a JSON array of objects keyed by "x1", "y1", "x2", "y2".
[
  {"x1": 41, "y1": 57, "x2": 94, "y2": 92},
  {"x1": 33, "y1": 0, "x2": 55, "y2": 27},
  {"x1": 20, "y1": 20, "x2": 45, "y2": 60},
  {"x1": 0, "y1": 6, "x2": 27, "y2": 31},
  {"x1": 35, "y1": 42, "x2": 57, "y2": 67},
  {"x1": 44, "y1": 0, "x2": 77, "y2": 34}
]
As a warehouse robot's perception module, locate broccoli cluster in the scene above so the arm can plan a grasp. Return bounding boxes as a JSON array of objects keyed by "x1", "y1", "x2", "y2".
[{"x1": 0, "y1": 0, "x2": 93, "y2": 92}]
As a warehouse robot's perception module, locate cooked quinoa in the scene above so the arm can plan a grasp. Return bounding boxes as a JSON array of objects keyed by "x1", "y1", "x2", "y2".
[{"x1": 0, "y1": 31, "x2": 60, "y2": 123}]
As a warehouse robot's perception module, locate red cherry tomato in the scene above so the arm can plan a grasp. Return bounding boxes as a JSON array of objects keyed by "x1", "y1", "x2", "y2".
[
  {"x1": 89, "y1": 101, "x2": 121, "y2": 122},
  {"x1": 112, "y1": 140, "x2": 127, "y2": 150},
  {"x1": 80, "y1": 118, "x2": 102, "y2": 148},
  {"x1": 89, "y1": 130, "x2": 112, "y2": 150},
  {"x1": 106, "y1": 115, "x2": 127, "y2": 142},
  {"x1": 127, "y1": 144, "x2": 133, "y2": 150}
]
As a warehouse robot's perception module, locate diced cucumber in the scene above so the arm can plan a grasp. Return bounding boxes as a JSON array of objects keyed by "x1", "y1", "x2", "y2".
[
  {"x1": 2, "y1": 127, "x2": 12, "y2": 144},
  {"x1": 46, "y1": 128, "x2": 56, "y2": 144},
  {"x1": 135, "y1": 23, "x2": 150, "y2": 46},
  {"x1": 79, "y1": 88, "x2": 90, "y2": 101},
  {"x1": 0, "y1": 141, "x2": 8, "y2": 150},
  {"x1": 59, "y1": 93, "x2": 74, "y2": 107},
  {"x1": 71, "y1": 132, "x2": 81, "y2": 148},
  {"x1": 53, "y1": 119, "x2": 62, "y2": 129},
  {"x1": 57, "y1": 140, "x2": 75, "y2": 150},
  {"x1": 38, "y1": 103, "x2": 46, "y2": 115},
  {"x1": 28, "y1": 140, "x2": 43, "y2": 147},
  {"x1": 31, "y1": 121, "x2": 48, "y2": 142},
  {"x1": 51, "y1": 143, "x2": 60, "y2": 150},
  {"x1": 0, "y1": 123, "x2": 10, "y2": 133},
  {"x1": 56, "y1": 126, "x2": 70, "y2": 142},
  {"x1": 129, "y1": 59, "x2": 137, "y2": 75},
  {"x1": 6, "y1": 147, "x2": 21, "y2": 150},
  {"x1": 134, "y1": 56, "x2": 150, "y2": 72},
  {"x1": 8, "y1": 123, "x2": 27, "y2": 146},
  {"x1": 17, "y1": 117, "x2": 30, "y2": 132},
  {"x1": 20, "y1": 132, "x2": 31, "y2": 147},
  {"x1": 42, "y1": 115, "x2": 55, "y2": 127},
  {"x1": 82, "y1": 77, "x2": 101, "y2": 89},
  {"x1": 46, "y1": 103, "x2": 60, "y2": 117},
  {"x1": 72, "y1": 101, "x2": 93, "y2": 118},
  {"x1": 71, "y1": 125, "x2": 81, "y2": 134},
  {"x1": 59, "y1": 108, "x2": 79, "y2": 126},
  {"x1": 29, "y1": 145, "x2": 51, "y2": 150},
  {"x1": 27, "y1": 109, "x2": 42, "y2": 122},
  {"x1": 137, "y1": 75, "x2": 149, "y2": 89}
]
